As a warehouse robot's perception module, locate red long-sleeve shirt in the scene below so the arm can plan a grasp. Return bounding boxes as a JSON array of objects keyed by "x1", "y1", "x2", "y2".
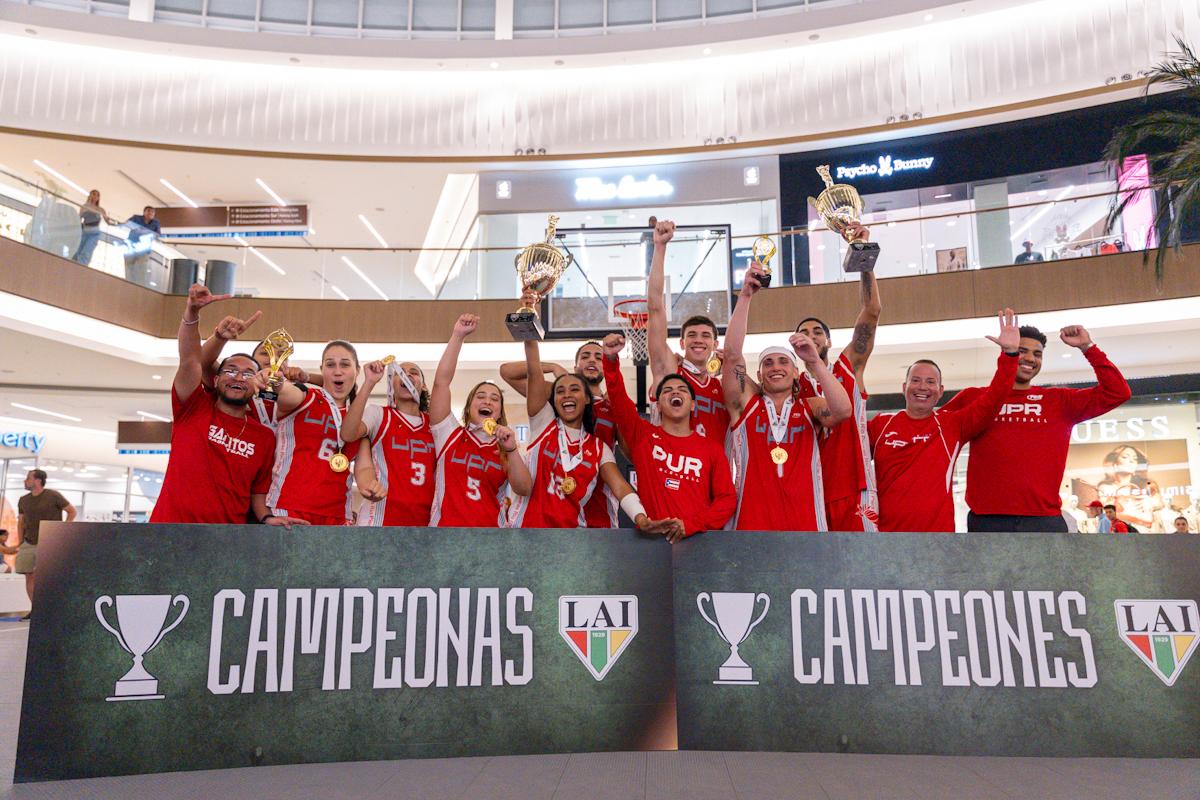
[
  {"x1": 868, "y1": 352, "x2": 1018, "y2": 532},
  {"x1": 603, "y1": 356, "x2": 737, "y2": 535},
  {"x1": 941, "y1": 345, "x2": 1130, "y2": 516}
]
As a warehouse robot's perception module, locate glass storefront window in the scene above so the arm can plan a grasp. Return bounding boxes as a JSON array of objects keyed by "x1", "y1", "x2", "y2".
[{"x1": 0, "y1": 458, "x2": 165, "y2": 525}]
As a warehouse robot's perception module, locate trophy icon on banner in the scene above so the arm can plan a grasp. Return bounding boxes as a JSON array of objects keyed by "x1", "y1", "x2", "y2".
[
  {"x1": 696, "y1": 592, "x2": 770, "y2": 685},
  {"x1": 807, "y1": 165, "x2": 881, "y2": 273},
  {"x1": 750, "y1": 235, "x2": 776, "y2": 288},
  {"x1": 95, "y1": 594, "x2": 190, "y2": 701},
  {"x1": 259, "y1": 328, "x2": 294, "y2": 401},
  {"x1": 506, "y1": 214, "x2": 572, "y2": 341}
]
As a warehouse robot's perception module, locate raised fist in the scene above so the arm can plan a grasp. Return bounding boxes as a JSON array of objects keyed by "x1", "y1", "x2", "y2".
[
  {"x1": 453, "y1": 314, "x2": 479, "y2": 339},
  {"x1": 602, "y1": 333, "x2": 626, "y2": 359},
  {"x1": 653, "y1": 220, "x2": 676, "y2": 247}
]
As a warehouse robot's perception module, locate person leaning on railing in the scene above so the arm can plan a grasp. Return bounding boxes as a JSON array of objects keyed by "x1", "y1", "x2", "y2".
[{"x1": 72, "y1": 189, "x2": 114, "y2": 266}]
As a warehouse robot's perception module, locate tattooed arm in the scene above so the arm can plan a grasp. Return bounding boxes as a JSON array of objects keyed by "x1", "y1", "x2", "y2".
[
  {"x1": 721, "y1": 265, "x2": 765, "y2": 421},
  {"x1": 843, "y1": 224, "x2": 881, "y2": 383}
]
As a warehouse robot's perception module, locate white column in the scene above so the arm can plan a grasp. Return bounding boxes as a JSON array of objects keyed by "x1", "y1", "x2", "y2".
[
  {"x1": 495, "y1": 0, "x2": 513, "y2": 40},
  {"x1": 129, "y1": 0, "x2": 155, "y2": 22}
]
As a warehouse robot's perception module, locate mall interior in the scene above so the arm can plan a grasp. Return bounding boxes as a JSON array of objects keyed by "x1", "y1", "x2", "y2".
[{"x1": 0, "y1": 0, "x2": 1198, "y2": 796}]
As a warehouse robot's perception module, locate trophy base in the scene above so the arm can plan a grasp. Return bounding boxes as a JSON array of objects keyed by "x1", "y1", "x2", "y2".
[
  {"x1": 107, "y1": 677, "x2": 161, "y2": 701},
  {"x1": 716, "y1": 664, "x2": 756, "y2": 683},
  {"x1": 842, "y1": 241, "x2": 880, "y2": 273},
  {"x1": 258, "y1": 389, "x2": 279, "y2": 402},
  {"x1": 506, "y1": 311, "x2": 546, "y2": 342},
  {"x1": 755, "y1": 271, "x2": 772, "y2": 288}
]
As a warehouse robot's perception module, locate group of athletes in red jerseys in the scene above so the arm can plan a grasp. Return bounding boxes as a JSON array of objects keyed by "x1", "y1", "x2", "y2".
[{"x1": 150, "y1": 219, "x2": 1131, "y2": 536}]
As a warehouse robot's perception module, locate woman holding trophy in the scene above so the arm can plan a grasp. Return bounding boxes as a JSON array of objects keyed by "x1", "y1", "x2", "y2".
[
  {"x1": 509, "y1": 291, "x2": 665, "y2": 532},
  {"x1": 428, "y1": 314, "x2": 532, "y2": 528},
  {"x1": 260, "y1": 340, "x2": 363, "y2": 526}
]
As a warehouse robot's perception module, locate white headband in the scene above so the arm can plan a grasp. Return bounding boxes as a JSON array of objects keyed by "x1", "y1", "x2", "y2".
[{"x1": 758, "y1": 346, "x2": 798, "y2": 367}]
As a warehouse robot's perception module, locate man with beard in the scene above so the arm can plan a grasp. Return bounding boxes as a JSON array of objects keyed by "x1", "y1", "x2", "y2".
[
  {"x1": 942, "y1": 324, "x2": 1130, "y2": 532},
  {"x1": 151, "y1": 285, "x2": 298, "y2": 526}
]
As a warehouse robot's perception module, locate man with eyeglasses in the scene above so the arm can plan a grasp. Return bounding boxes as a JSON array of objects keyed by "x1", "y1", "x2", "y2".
[{"x1": 151, "y1": 285, "x2": 301, "y2": 526}]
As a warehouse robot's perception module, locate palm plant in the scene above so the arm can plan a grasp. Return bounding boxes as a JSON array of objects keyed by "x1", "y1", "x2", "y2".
[{"x1": 1104, "y1": 35, "x2": 1200, "y2": 280}]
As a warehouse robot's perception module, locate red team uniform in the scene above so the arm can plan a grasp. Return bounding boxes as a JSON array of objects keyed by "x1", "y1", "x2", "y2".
[
  {"x1": 266, "y1": 386, "x2": 355, "y2": 526},
  {"x1": 152, "y1": 385, "x2": 276, "y2": 524},
  {"x1": 604, "y1": 357, "x2": 737, "y2": 535},
  {"x1": 941, "y1": 345, "x2": 1130, "y2": 518},
  {"x1": 511, "y1": 405, "x2": 614, "y2": 528},
  {"x1": 355, "y1": 406, "x2": 437, "y2": 526},
  {"x1": 582, "y1": 395, "x2": 619, "y2": 527},
  {"x1": 727, "y1": 393, "x2": 825, "y2": 531},
  {"x1": 429, "y1": 417, "x2": 512, "y2": 527},
  {"x1": 652, "y1": 366, "x2": 731, "y2": 443},
  {"x1": 800, "y1": 352, "x2": 878, "y2": 531},
  {"x1": 867, "y1": 353, "x2": 1018, "y2": 532}
]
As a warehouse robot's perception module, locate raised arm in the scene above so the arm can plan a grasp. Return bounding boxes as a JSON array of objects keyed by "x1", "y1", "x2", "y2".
[
  {"x1": 342, "y1": 359, "x2": 385, "y2": 442},
  {"x1": 495, "y1": 425, "x2": 532, "y2": 496},
  {"x1": 722, "y1": 266, "x2": 766, "y2": 420},
  {"x1": 600, "y1": 333, "x2": 645, "y2": 447},
  {"x1": 499, "y1": 359, "x2": 566, "y2": 398},
  {"x1": 174, "y1": 284, "x2": 232, "y2": 404},
  {"x1": 1058, "y1": 326, "x2": 1132, "y2": 421},
  {"x1": 950, "y1": 308, "x2": 1021, "y2": 440},
  {"x1": 429, "y1": 314, "x2": 478, "y2": 424},
  {"x1": 844, "y1": 225, "x2": 881, "y2": 380},
  {"x1": 524, "y1": 339, "x2": 551, "y2": 418},
  {"x1": 646, "y1": 220, "x2": 679, "y2": 385},
  {"x1": 200, "y1": 311, "x2": 263, "y2": 387},
  {"x1": 794, "y1": 332, "x2": 851, "y2": 428}
]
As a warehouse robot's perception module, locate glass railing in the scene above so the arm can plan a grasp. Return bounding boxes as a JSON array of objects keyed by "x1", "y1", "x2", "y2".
[{"x1": 0, "y1": 167, "x2": 1175, "y2": 304}]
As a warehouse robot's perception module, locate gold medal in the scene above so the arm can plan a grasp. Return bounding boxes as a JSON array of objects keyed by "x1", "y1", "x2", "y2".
[
  {"x1": 482, "y1": 418, "x2": 498, "y2": 435},
  {"x1": 706, "y1": 356, "x2": 722, "y2": 375},
  {"x1": 561, "y1": 476, "x2": 577, "y2": 495},
  {"x1": 380, "y1": 355, "x2": 395, "y2": 365},
  {"x1": 770, "y1": 446, "x2": 788, "y2": 465},
  {"x1": 329, "y1": 452, "x2": 350, "y2": 472}
]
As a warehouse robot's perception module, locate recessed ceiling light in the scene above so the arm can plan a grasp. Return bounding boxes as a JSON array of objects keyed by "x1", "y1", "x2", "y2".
[
  {"x1": 32, "y1": 160, "x2": 86, "y2": 196},
  {"x1": 151, "y1": 374, "x2": 162, "y2": 380},
  {"x1": 489, "y1": 61, "x2": 499, "y2": 69},
  {"x1": 1061, "y1": 353, "x2": 1073, "y2": 358},
  {"x1": 924, "y1": 13, "x2": 933, "y2": 21},
  {"x1": 496, "y1": 180, "x2": 512, "y2": 200},
  {"x1": 248, "y1": 246, "x2": 287, "y2": 276},
  {"x1": 255, "y1": 178, "x2": 288, "y2": 207},
  {"x1": 702, "y1": 47, "x2": 712, "y2": 56},
  {"x1": 160, "y1": 178, "x2": 199, "y2": 208},
  {"x1": 11, "y1": 402, "x2": 82, "y2": 422},
  {"x1": 137, "y1": 410, "x2": 171, "y2": 422},
  {"x1": 358, "y1": 214, "x2": 389, "y2": 248},
  {"x1": 341, "y1": 256, "x2": 389, "y2": 301},
  {"x1": 934, "y1": 193, "x2": 953, "y2": 199},
  {"x1": 330, "y1": 285, "x2": 350, "y2": 301}
]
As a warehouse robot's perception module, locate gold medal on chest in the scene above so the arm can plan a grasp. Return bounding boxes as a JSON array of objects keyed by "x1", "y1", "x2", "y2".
[
  {"x1": 561, "y1": 476, "x2": 577, "y2": 495},
  {"x1": 770, "y1": 446, "x2": 788, "y2": 465},
  {"x1": 329, "y1": 452, "x2": 350, "y2": 473}
]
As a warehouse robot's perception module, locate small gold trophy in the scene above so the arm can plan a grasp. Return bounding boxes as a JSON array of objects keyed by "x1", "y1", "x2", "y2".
[
  {"x1": 507, "y1": 215, "x2": 573, "y2": 341},
  {"x1": 750, "y1": 235, "x2": 776, "y2": 288},
  {"x1": 807, "y1": 165, "x2": 880, "y2": 273},
  {"x1": 259, "y1": 328, "x2": 295, "y2": 401}
]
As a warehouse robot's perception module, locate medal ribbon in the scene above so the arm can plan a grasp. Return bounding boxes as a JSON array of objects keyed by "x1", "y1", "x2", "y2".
[
  {"x1": 556, "y1": 420, "x2": 586, "y2": 476},
  {"x1": 679, "y1": 359, "x2": 704, "y2": 376},
  {"x1": 763, "y1": 395, "x2": 794, "y2": 477},
  {"x1": 317, "y1": 387, "x2": 346, "y2": 456},
  {"x1": 387, "y1": 361, "x2": 421, "y2": 409}
]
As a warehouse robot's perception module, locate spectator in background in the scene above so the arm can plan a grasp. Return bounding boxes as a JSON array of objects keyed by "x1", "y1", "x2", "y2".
[
  {"x1": 16, "y1": 469, "x2": 77, "y2": 619},
  {"x1": 1014, "y1": 240, "x2": 1044, "y2": 264},
  {"x1": 1100, "y1": 503, "x2": 1131, "y2": 533},
  {"x1": 1174, "y1": 516, "x2": 1192, "y2": 534},
  {"x1": 640, "y1": 215, "x2": 658, "y2": 275},
  {"x1": 124, "y1": 206, "x2": 162, "y2": 287},
  {"x1": 0, "y1": 530, "x2": 16, "y2": 573},
  {"x1": 72, "y1": 189, "x2": 112, "y2": 266}
]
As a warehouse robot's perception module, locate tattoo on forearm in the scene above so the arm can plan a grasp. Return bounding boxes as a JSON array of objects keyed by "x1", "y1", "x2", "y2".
[
  {"x1": 733, "y1": 364, "x2": 747, "y2": 393},
  {"x1": 852, "y1": 322, "x2": 875, "y2": 354},
  {"x1": 819, "y1": 408, "x2": 833, "y2": 418},
  {"x1": 860, "y1": 273, "x2": 872, "y2": 302}
]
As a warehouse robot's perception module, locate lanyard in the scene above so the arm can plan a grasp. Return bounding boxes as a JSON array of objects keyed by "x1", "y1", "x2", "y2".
[
  {"x1": 763, "y1": 395, "x2": 793, "y2": 477},
  {"x1": 387, "y1": 362, "x2": 421, "y2": 408},
  {"x1": 317, "y1": 387, "x2": 345, "y2": 447},
  {"x1": 557, "y1": 420, "x2": 586, "y2": 475}
]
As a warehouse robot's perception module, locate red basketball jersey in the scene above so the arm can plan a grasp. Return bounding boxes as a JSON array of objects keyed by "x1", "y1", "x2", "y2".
[
  {"x1": 429, "y1": 417, "x2": 510, "y2": 528},
  {"x1": 266, "y1": 386, "x2": 353, "y2": 523},
  {"x1": 583, "y1": 394, "x2": 619, "y2": 527},
  {"x1": 357, "y1": 406, "x2": 437, "y2": 527},
  {"x1": 512, "y1": 415, "x2": 610, "y2": 529},
  {"x1": 679, "y1": 367, "x2": 730, "y2": 442},
  {"x1": 728, "y1": 394, "x2": 826, "y2": 531}
]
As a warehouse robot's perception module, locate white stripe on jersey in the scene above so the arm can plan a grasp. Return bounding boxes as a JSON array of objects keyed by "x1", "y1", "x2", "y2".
[
  {"x1": 427, "y1": 425, "x2": 463, "y2": 527},
  {"x1": 810, "y1": 427, "x2": 827, "y2": 532},
  {"x1": 265, "y1": 391, "x2": 315, "y2": 510},
  {"x1": 727, "y1": 415, "x2": 750, "y2": 530}
]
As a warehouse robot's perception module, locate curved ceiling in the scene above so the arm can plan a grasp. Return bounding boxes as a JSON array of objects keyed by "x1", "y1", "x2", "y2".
[{"x1": 0, "y1": 0, "x2": 1192, "y2": 157}]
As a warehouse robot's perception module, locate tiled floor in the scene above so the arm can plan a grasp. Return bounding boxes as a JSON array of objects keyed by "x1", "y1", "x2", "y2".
[{"x1": 0, "y1": 622, "x2": 1196, "y2": 799}]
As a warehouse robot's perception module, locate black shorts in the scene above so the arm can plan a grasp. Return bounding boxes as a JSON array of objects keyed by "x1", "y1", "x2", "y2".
[{"x1": 967, "y1": 512, "x2": 1069, "y2": 533}]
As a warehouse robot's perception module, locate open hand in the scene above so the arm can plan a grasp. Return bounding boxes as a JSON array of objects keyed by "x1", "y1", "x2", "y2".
[
  {"x1": 985, "y1": 308, "x2": 1020, "y2": 354},
  {"x1": 265, "y1": 515, "x2": 309, "y2": 528}
]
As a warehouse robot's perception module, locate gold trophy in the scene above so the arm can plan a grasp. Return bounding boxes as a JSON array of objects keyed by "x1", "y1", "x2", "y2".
[
  {"x1": 807, "y1": 165, "x2": 880, "y2": 273},
  {"x1": 507, "y1": 214, "x2": 572, "y2": 341},
  {"x1": 259, "y1": 328, "x2": 294, "y2": 401},
  {"x1": 750, "y1": 235, "x2": 776, "y2": 288}
]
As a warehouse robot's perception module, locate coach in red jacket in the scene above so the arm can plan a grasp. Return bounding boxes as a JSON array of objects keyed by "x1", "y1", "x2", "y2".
[{"x1": 943, "y1": 324, "x2": 1130, "y2": 532}]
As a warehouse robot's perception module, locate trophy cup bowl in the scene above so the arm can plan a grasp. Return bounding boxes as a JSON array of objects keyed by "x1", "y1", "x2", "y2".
[
  {"x1": 807, "y1": 165, "x2": 880, "y2": 273},
  {"x1": 259, "y1": 328, "x2": 294, "y2": 401},
  {"x1": 696, "y1": 591, "x2": 770, "y2": 685},
  {"x1": 507, "y1": 215, "x2": 572, "y2": 341},
  {"x1": 750, "y1": 235, "x2": 776, "y2": 288},
  {"x1": 95, "y1": 594, "x2": 190, "y2": 701}
]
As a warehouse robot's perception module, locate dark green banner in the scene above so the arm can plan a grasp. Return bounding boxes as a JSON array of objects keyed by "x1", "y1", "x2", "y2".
[
  {"x1": 672, "y1": 532, "x2": 1200, "y2": 757},
  {"x1": 16, "y1": 524, "x2": 677, "y2": 782}
]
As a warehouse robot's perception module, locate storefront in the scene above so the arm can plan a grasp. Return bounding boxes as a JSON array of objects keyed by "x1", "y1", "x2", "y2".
[{"x1": 778, "y1": 93, "x2": 1188, "y2": 283}]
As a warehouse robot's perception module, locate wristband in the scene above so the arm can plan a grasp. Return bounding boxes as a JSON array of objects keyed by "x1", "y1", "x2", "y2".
[
  {"x1": 182, "y1": 317, "x2": 200, "y2": 326},
  {"x1": 620, "y1": 493, "x2": 647, "y2": 522}
]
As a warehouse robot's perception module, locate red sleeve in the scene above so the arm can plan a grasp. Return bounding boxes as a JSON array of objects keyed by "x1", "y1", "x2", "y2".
[
  {"x1": 252, "y1": 430, "x2": 276, "y2": 495},
  {"x1": 602, "y1": 356, "x2": 645, "y2": 449},
  {"x1": 937, "y1": 386, "x2": 981, "y2": 416},
  {"x1": 1060, "y1": 346, "x2": 1131, "y2": 423},
  {"x1": 171, "y1": 382, "x2": 207, "y2": 421},
  {"x1": 867, "y1": 413, "x2": 887, "y2": 453},
  {"x1": 941, "y1": 352, "x2": 1019, "y2": 441},
  {"x1": 696, "y1": 443, "x2": 737, "y2": 534}
]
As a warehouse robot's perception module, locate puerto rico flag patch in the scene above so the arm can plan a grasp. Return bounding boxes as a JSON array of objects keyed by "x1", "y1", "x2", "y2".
[
  {"x1": 664, "y1": 478, "x2": 681, "y2": 490},
  {"x1": 1115, "y1": 600, "x2": 1199, "y2": 686},
  {"x1": 559, "y1": 595, "x2": 638, "y2": 681}
]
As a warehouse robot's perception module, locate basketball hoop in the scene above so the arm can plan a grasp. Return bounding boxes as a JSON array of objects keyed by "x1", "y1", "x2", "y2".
[{"x1": 613, "y1": 298, "x2": 650, "y2": 365}]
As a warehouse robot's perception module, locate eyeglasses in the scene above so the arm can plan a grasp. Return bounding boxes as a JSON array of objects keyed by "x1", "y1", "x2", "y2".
[{"x1": 219, "y1": 368, "x2": 258, "y2": 380}]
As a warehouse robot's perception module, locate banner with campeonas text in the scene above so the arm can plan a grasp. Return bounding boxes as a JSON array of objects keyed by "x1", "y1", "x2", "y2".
[
  {"x1": 671, "y1": 532, "x2": 1200, "y2": 758},
  {"x1": 16, "y1": 525, "x2": 677, "y2": 782}
]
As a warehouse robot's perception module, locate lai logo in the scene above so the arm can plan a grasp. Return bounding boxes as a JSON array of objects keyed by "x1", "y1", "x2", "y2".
[
  {"x1": 559, "y1": 595, "x2": 638, "y2": 681},
  {"x1": 1115, "y1": 600, "x2": 1199, "y2": 686}
]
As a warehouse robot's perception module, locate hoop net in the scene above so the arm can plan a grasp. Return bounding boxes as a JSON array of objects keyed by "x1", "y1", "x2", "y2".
[{"x1": 613, "y1": 298, "x2": 650, "y2": 365}]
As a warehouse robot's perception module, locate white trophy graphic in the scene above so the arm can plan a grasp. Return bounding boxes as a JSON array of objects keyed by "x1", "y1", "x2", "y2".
[
  {"x1": 697, "y1": 592, "x2": 770, "y2": 685},
  {"x1": 95, "y1": 594, "x2": 190, "y2": 701}
]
